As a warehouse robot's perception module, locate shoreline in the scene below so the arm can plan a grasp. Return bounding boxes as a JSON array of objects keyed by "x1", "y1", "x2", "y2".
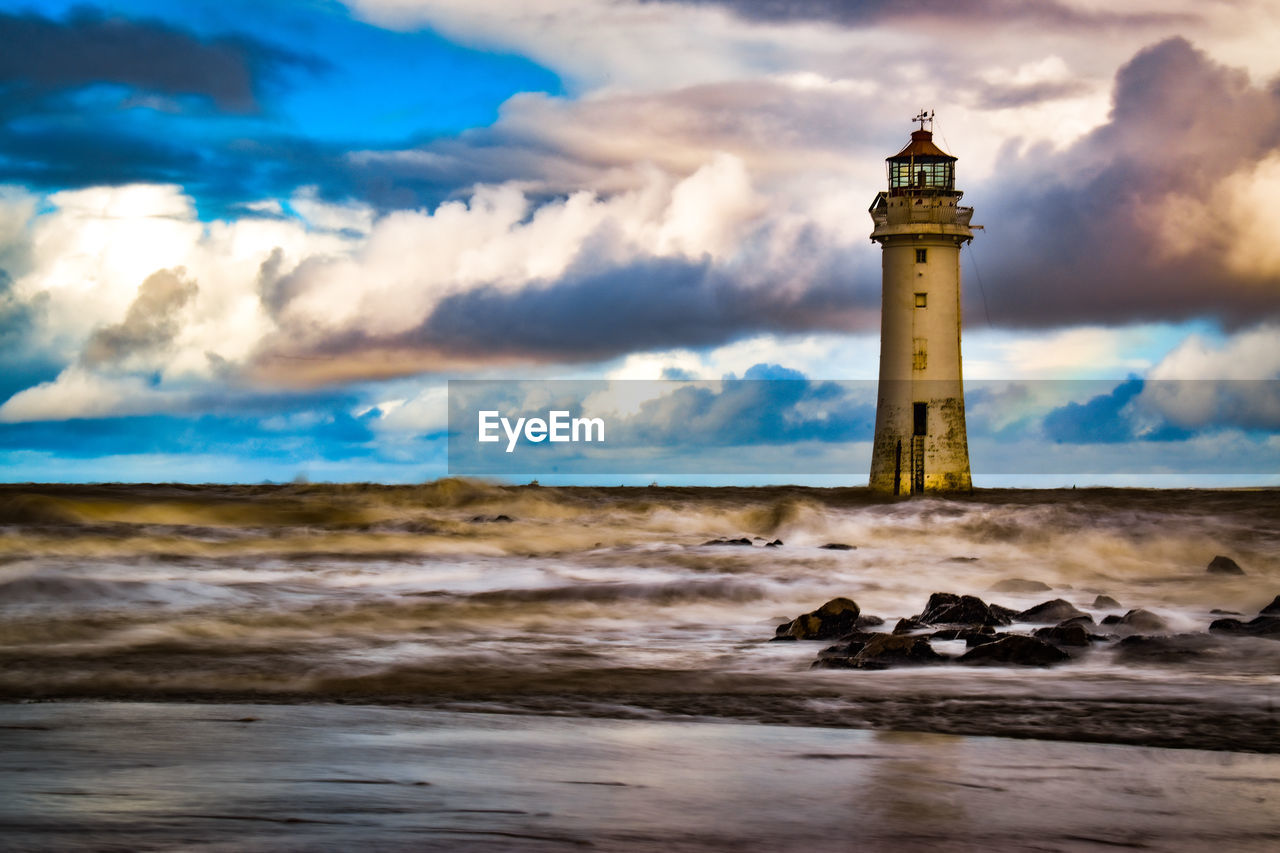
[
  {"x1": 4, "y1": 701, "x2": 1280, "y2": 852},
  {"x1": 5, "y1": 668, "x2": 1278, "y2": 754}
]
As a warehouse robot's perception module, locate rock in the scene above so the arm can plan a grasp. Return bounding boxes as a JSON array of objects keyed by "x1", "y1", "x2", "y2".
[
  {"x1": 819, "y1": 543, "x2": 855, "y2": 551},
  {"x1": 1207, "y1": 555, "x2": 1245, "y2": 575},
  {"x1": 922, "y1": 592, "x2": 961, "y2": 613},
  {"x1": 775, "y1": 597, "x2": 862, "y2": 640},
  {"x1": 989, "y1": 604, "x2": 1020, "y2": 623},
  {"x1": 990, "y1": 578, "x2": 1053, "y2": 594},
  {"x1": 764, "y1": 539, "x2": 783, "y2": 548},
  {"x1": 1116, "y1": 609, "x2": 1169, "y2": 632},
  {"x1": 1059, "y1": 614, "x2": 1095, "y2": 627},
  {"x1": 847, "y1": 633, "x2": 946, "y2": 669},
  {"x1": 1101, "y1": 614, "x2": 1122, "y2": 626},
  {"x1": 815, "y1": 632, "x2": 877, "y2": 660},
  {"x1": 1033, "y1": 623, "x2": 1091, "y2": 647},
  {"x1": 1260, "y1": 595, "x2": 1280, "y2": 616},
  {"x1": 1209, "y1": 615, "x2": 1280, "y2": 638},
  {"x1": 947, "y1": 556, "x2": 979, "y2": 563},
  {"x1": 931, "y1": 627, "x2": 995, "y2": 643},
  {"x1": 470, "y1": 514, "x2": 514, "y2": 523},
  {"x1": 965, "y1": 632, "x2": 1002, "y2": 647},
  {"x1": 923, "y1": 594, "x2": 1012, "y2": 627},
  {"x1": 1114, "y1": 634, "x2": 1220, "y2": 664},
  {"x1": 957, "y1": 635, "x2": 1069, "y2": 666},
  {"x1": 1210, "y1": 609, "x2": 1242, "y2": 616},
  {"x1": 1092, "y1": 594, "x2": 1121, "y2": 609},
  {"x1": 892, "y1": 617, "x2": 928, "y2": 634},
  {"x1": 1015, "y1": 599, "x2": 1087, "y2": 624},
  {"x1": 704, "y1": 537, "x2": 753, "y2": 546},
  {"x1": 855, "y1": 614, "x2": 885, "y2": 629}
]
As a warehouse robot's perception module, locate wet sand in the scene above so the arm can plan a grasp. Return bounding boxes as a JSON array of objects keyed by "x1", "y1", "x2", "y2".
[{"x1": 3, "y1": 702, "x2": 1280, "y2": 852}]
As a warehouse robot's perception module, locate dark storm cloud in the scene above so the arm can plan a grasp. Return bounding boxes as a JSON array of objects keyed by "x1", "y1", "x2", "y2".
[
  {"x1": 0, "y1": 125, "x2": 204, "y2": 188},
  {"x1": 254, "y1": 243, "x2": 877, "y2": 381},
  {"x1": 972, "y1": 37, "x2": 1280, "y2": 328},
  {"x1": 972, "y1": 78, "x2": 1094, "y2": 110},
  {"x1": 652, "y1": 0, "x2": 1192, "y2": 28},
  {"x1": 0, "y1": 9, "x2": 324, "y2": 200},
  {"x1": 0, "y1": 9, "x2": 317, "y2": 114},
  {"x1": 82, "y1": 269, "x2": 198, "y2": 367}
]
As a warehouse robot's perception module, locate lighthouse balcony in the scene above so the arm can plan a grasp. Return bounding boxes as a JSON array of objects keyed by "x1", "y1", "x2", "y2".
[{"x1": 869, "y1": 192, "x2": 972, "y2": 228}]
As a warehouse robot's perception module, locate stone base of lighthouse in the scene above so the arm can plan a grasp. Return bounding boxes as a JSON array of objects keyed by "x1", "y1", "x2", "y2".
[{"x1": 869, "y1": 380, "x2": 971, "y2": 495}]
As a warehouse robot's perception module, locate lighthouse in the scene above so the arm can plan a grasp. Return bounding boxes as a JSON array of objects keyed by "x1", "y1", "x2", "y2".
[{"x1": 868, "y1": 111, "x2": 974, "y2": 494}]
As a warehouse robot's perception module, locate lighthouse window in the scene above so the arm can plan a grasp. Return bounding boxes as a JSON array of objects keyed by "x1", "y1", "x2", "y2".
[
  {"x1": 914, "y1": 292, "x2": 927, "y2": 308},
  {"x1": 915, "y1": 249, "x2": 928, "y2": 264},
  {"x1": 912, "y1": 338, "x2": 927, "y2": 370},
  {"x1": 913, "y1": 403, "x2": 927, "y2": 436}
]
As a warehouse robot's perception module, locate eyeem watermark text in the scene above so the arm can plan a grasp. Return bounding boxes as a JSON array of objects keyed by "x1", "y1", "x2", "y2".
[{"x1": 478, "y1": 410, "x2": 606, "y2": 453}]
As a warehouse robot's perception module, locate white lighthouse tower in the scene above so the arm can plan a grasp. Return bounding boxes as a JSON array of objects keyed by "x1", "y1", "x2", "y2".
[{"x1": 868, "y1": 111, "x2": 974, "y2": 494}]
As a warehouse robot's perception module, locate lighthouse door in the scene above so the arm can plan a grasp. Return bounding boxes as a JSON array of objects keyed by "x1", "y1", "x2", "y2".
[{"x1": 911, "y1": 403, "x2": 926, "y2": 493}]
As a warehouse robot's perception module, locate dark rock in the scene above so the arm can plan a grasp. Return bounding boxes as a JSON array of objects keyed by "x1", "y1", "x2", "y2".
[
  {"x1": 1033, "y1": 623, "x2": 1091, "y2": 647},
  {"x1": 957, "y1": 635, "x2": 1070, "y2": 666},
  {"x1": 819, "y1": 543, "x2": 855, "y2": 551},
  {"x1": 1115, "y1": 634, "x2": 1219, "y2": 664},
  {"x1": 1015, "y1": 599, "x2": 1088, "y2": 624},
  {"x1": 990, "y1": 578, "x2": 1053, "y2": 594},
  {"x1": 947, "y1": 556, "x2": 979, "y2": 563},
  {"x1": 704, "y1": 537, "x2": 753, "y2": 546},
  {"x1": 1209, "y1": 615, "x2": 1280, "y2": 638},
  {"x1": 764, "y1": 539, "x2": 783, "y2": 548},
  {"x1": 892, "y1": 617, "x2": 927, "y2": 634},
  {"x1": 811, "y1": 656, "x2": 859, "y2": 669},
  {"x1": 1116, "y1": 609, "x2": 1169, "y2": 632},
  {"x1": 815, "y1": 632, "x2": 877, "y2": 660},
  {"x1": 989, "y1": 604, "x2": 1020, "y2": 623},
  {"x1": 855, "y1": 614, "x2": 885, "y2": 629},
  {"x1": 848, "y1": 633, "x2": 946, "y2": 669},
  {"x1": 1207, "y1": 555, "x2": 1245, "y2": 575},
  {"x1": 775, "y1": 597, "x2": 862, "y2": 640},
  {"x1": 1101, "y1": 614, "x2": 1122, "y2": 626},
  {"x1": 923, "y1": 594, "x2": 1013, "y2": 627},
  {"x1": 965, "y1": 632, "x2": 1002, "y2": 647},
  {"x1": 1210, "y1": 609, "x2": 1242, "y2": 616},
  {"x1": 1059, "y1": 614, "x2": 1095, "y2": 627},
  {"x1": 1093, "y1": 594, "x2": 1121, "y2": 609},
  {"x1": 922, "y1": 592, "x2": 961, "y2": 613},
  {"x1": 1260, "y1": 595, "x2": 1280, "y2": 616},
  {"x1": 932, "y1": 627, "x2": 995, "y2": 642},
  {"x1": 470, "y1": 514, "x2": 514, "y2": 523}
]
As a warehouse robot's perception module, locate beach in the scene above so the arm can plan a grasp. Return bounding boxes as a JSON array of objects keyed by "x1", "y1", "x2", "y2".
[{"x1": 2, "y1": 482, "x2": 1278, "y2": 849}]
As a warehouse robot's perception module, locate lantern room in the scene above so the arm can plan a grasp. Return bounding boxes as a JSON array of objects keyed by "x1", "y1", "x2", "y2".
[{"x1": 887, "y1": 123, "x2": 957, "y2": 195}]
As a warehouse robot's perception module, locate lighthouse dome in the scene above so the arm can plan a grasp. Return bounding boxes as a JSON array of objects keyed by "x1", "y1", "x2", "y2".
[{"x1": 887, "y1": 129, "x2": 956, "y2": 193}]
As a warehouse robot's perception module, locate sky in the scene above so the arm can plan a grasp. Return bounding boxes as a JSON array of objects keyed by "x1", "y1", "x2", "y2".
[{"x1": 0, "y1": 0, "x2": 1278, "y2": 485}]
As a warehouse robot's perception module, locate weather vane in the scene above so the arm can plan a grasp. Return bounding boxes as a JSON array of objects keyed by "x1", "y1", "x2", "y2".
[{"x1": 913, "y1": 109, "x2": 934, "y2": 131}]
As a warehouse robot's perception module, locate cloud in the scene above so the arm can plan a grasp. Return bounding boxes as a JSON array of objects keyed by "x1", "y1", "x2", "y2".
[
  {"x1": 249, "y1": 157, "x2": 878, "y2": 382},
  {"x1": 0, "y1": 368, "x2": 193, "y2": 424},
  {"x1": 653, "y1": 0, "x2": 1194, "y2": 29},
  {"x1": 0, "y1": 8, "x2": 318, "y2": 114},
  {"x1": 975, "y1": 37, "x2": 1280, "y2": 328},
  {"x1": 81, "y1": 268, "x2": 198, "y2": 367}
]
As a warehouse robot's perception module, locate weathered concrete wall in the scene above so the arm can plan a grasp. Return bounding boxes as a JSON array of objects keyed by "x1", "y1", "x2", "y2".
[{"x1": 869, "y1": 193, "x2": 973, "y2": 494}]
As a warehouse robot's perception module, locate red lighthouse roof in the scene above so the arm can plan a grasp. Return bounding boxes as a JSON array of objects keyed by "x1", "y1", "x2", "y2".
[{"x1": 889, "y1": 129, "x2": 956, "y2": 162}]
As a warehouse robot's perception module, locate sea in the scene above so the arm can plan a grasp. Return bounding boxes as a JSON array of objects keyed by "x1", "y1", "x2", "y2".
[{"x1": 1, "y1": 481, "x2": 1278, "y2": 851}]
